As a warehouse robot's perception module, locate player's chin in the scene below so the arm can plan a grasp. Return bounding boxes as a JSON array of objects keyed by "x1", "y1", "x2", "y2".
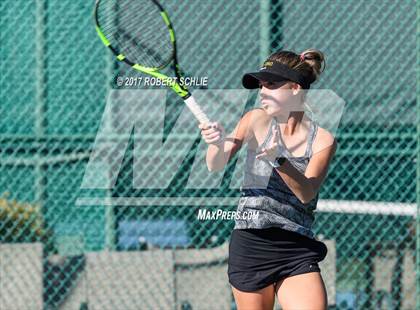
[
  {"x1": 261, "y1": 106, "x2": 276, "y2": 115},
  {"x1": 264, "y1": 105, "x2": 286, "y2": 116}
]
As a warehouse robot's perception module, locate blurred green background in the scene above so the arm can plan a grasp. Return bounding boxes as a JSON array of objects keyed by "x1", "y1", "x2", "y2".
[{"x1": 0, "y1": 1, "x2": 418, "y2": 309}]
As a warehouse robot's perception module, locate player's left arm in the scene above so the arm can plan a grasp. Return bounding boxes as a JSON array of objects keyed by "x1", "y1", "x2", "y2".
[
  {"x1": 303, "y1": 129, "x2": 337, "y2": 202},
  {"x1": 274, "y1": 128, "x2": 337, "y2": 204}
]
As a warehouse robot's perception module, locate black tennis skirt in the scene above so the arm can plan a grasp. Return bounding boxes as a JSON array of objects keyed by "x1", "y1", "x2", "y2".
[{"x1": 228, "y1": 227, "x2": 328, "y2": 292}]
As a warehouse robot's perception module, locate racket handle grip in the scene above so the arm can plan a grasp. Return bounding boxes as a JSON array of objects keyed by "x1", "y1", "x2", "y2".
[{"x1": 184, "y1": 96, "x2": 211, "y2": 124}]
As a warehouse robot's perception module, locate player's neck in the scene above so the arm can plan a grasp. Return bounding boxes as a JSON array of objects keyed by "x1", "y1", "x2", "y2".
[{"x1": 276, "y1": 112, "x2": 308, "y2": 136}]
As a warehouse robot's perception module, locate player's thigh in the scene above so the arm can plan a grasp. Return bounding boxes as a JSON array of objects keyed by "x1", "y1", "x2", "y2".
[
  {"x1": 275, "y1": 272, "x2": 327, "y2": 310},
  {"x1": 231, "y1": 284, "x2": 276, "y2": 310}
]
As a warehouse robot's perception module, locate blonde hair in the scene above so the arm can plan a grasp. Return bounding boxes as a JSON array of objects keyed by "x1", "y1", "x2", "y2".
[{"x1": 266, "y1": 48, "x2": 326, "y2": 86}]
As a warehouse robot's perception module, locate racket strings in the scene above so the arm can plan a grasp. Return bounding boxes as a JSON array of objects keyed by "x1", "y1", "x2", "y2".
[
  {"x1": 97, "y1": 0, "x2": 173, "y2": 69},
  {"x1": 117, "y1": 31, "x2": 163, "y2": 68}
]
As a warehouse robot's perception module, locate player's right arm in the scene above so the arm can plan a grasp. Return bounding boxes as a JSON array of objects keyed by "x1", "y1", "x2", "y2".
[{"x1": 199, "y1": 108, "x2": 263, "y2": 172}]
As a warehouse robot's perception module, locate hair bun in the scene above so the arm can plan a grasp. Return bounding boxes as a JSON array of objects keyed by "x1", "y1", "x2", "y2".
[{"x1": 299, "y1": 49, "x2": 326, "y2": 81}]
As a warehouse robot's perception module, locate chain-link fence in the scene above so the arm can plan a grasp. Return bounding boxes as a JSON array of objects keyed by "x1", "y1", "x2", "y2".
[{"x1": 0, "y1": 0, "x2": 418, "y2": 309}]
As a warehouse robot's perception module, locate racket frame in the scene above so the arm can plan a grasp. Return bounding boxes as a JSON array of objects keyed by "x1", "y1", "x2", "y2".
[{"x1": 94, "y1": 0, "x2": 189, "y2": 98}]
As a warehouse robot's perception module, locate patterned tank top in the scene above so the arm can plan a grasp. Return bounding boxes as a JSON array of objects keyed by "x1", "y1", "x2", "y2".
[{"x1": 234, "y1": 116, "x2": 319, "y2": 239}]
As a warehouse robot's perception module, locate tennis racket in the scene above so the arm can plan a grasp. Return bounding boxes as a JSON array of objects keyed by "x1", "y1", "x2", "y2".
[{"x1": 94, "y1": 0, "x2": 213, "y2": 126}]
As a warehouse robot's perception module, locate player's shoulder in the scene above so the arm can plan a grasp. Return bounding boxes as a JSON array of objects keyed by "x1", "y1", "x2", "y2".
[
  {"x1": 313, "y1": 123, "x2": 337, "y2": 154},
  {"x1": 241, "y1": 108, "x2": 270, "y2": 127},
  {"x1": 315, "y1": 125, "x2": 336, "y2": 144}
]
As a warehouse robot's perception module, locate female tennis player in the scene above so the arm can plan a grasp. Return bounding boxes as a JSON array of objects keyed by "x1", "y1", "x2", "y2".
[{"x1": 199, "y1": 49, "x2": 337, "y2": 310}]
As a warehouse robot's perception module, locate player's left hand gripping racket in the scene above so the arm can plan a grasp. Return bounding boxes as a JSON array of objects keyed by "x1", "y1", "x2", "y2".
[{"x1": 94, "y1": 0, "x2": 215, "y2": 128}]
